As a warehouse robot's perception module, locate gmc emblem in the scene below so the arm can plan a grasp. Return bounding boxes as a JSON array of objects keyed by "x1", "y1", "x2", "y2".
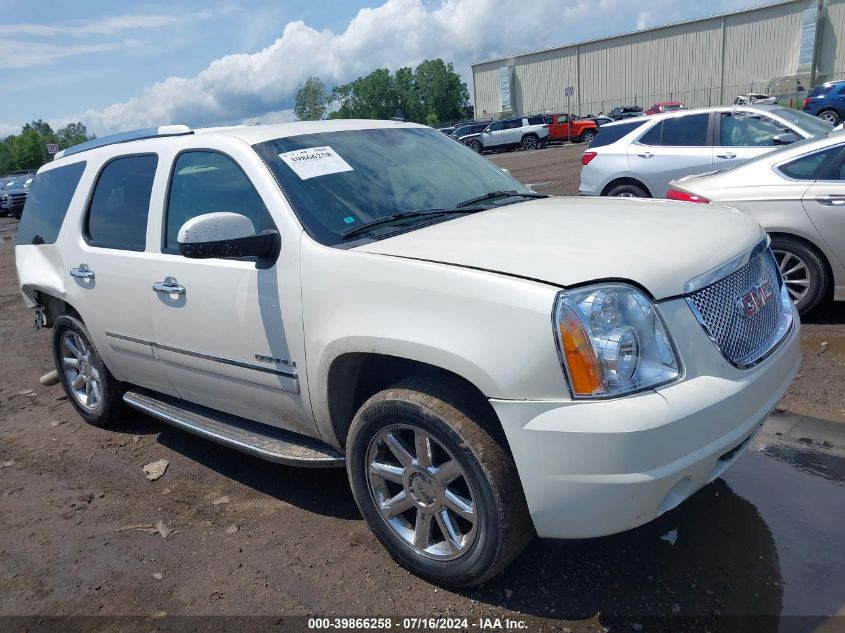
[{"x1": 736, "y1": 279, "x2": 775, "y2": 319}]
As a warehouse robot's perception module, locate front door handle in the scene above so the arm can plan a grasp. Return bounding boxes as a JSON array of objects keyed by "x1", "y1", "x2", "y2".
[
  {"x1": 715, "y1": 152, "x2": 737, "y2": 159},
  {"x1": 815, "y1": 194, "x2": 845, "y2": 206},
  {"x1": 69, "y1": 264, "x2": 95, "y2": 280},
  {"x1": 637, "y1": 151, "x2": 654, "y2": 158},
  {"x1": 152, "y1": 277, "x2": 186, "y2": 295}
]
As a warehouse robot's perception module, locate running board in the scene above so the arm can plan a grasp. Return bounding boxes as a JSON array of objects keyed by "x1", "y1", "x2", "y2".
[{"x1": 123, "y1": 390, "x2": 344, "y2": 468}]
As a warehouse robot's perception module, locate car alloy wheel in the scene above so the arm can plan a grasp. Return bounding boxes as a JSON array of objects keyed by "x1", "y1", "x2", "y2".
[
  {"x1": 59, "y1": 330, "x2": 103, "y2": 410},
  {"x1": 772, "y1": 249, "x2": 811, "y2": 303},
  {"x1": 522, "y1": 136, "x2": 538, "y2": 150},
  {"x1": 366, "y1": 424, "x2": 477, "y2": 560},
  {"x1": 819, "y1": 110, "x2": 840, "y2": 125}
]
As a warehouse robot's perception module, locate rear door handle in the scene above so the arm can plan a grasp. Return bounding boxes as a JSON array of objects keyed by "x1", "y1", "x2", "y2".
[
  {"x1": 69, "y1": 264, "x2": 95, "y2": 280},
  {"x1": 637, "y1": 151, "x2": 654, "y2": 158},
  {"x1": 815, "y1": 194, "x2": 845, "y2": 206},
  {"x1": 153, "y1": 276, "x2": 186, "y2": 295},
  {"x1": 715, "y1": 152, "x2": 737, "y2": 159}
]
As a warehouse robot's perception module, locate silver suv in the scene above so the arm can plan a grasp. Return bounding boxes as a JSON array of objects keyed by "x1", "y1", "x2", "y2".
[
  {"x1": 479, "y1": 116, "x2": 549, "y2": 152},
  {"x1": 579, "y1": 105, "x2": 832, "y2": 198}
]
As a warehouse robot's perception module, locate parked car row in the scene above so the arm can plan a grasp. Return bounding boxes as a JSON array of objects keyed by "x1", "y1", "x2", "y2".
[{"x1": 579, "y1": 101, "x2": 842, "y2": 315}]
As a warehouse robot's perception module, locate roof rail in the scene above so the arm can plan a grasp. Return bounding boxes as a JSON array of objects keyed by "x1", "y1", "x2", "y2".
[{"x1": 54, "y1": 125, "x2": 193, "y2": 160}]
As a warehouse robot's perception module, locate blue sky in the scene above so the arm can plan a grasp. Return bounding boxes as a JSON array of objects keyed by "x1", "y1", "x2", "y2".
[{"x1": 0, "y1": 0, "x2": 768, "y2": 136}]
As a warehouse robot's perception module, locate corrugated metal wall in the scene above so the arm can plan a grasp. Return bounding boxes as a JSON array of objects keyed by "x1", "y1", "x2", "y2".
[
  {"x1": 820, "y1": 0, "x2": 845, "y2": 78},
  {"x1": 471, "y1": 0, "x2": 836, "y2": 118}
]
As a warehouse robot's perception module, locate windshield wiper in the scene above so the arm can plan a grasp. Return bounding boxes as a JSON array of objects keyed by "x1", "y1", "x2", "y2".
[
  {"x1": 455, "y1": 190, "x2": 548, "y2": 208},
  {"x1": 341, "y1": 208, "x2": 484, "y2": 240}
]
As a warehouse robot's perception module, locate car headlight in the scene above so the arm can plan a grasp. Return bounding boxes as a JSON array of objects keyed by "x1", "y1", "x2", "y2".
[{"x1": 553, "y1": 283, "x2": 680, "y2": 398}]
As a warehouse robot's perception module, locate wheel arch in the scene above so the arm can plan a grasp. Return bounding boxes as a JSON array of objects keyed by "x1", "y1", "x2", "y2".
[
  {"x1": 601, "y1": 177, "x2": 653, "y2": 197},
  {"x1": 326, "y1": 352, "x2": 506, "y2": 454}
]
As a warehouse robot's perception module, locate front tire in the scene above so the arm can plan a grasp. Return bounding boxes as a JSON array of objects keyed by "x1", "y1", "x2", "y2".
[
  {"x1": 818, "y1": 109, "x2": 841, "y2": 126},
  {"x1": 52, "y1": 314, "x2": 126, "y2": 427},
  {"x1": 346, "y1": 379, "x2": 532, "y2": 586},
  {"x1": 466, "y1": 140, "x2": 482, "y2": 153},
  {"x1": 579, "y1": 129, "x2": 596, "y2": 144},
  {"x1": 770, "y1": 236, "x2": 828, "y2": 315}
]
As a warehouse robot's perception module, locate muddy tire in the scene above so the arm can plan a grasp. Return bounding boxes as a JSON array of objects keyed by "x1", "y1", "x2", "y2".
[
  {"x1": 52, "y1": 314, "x2": 126, "y2": 427},
  {"x1": 770, "y1": 236, "x2": 829, "y2": 315},
  {"x1": 346, "y1": 378, "x2": 533, "y2": 586}
]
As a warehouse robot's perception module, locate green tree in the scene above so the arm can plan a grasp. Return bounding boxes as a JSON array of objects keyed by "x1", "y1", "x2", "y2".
[
  {"x1": 325, "y1": 59, "x2": 469, "y2": 125},
  {"x1": 56, "y1": 122, "x2": 91, "y2": 149},
  {"x1": 294, "y1": 76, "x2": 328, "y2": 121}
]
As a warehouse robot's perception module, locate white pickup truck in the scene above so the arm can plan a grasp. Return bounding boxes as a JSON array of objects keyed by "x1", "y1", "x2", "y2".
[{"x1": 15, "y1": 120, "x2": 799, "y2": 586}]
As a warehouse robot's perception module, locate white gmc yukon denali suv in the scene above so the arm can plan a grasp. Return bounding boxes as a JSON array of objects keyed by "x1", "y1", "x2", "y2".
[{"x1": 15, "y1": 120, "x2": 800, "y2": 586}]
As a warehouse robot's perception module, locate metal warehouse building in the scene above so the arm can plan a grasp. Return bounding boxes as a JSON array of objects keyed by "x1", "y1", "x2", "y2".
[{"x1": 471, "y1": 0, "x2": 845, "y2": 118}]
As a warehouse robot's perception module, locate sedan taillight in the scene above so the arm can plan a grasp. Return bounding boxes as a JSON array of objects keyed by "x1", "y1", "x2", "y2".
[
  {"x1": 803, "y1": 98, "x2": 811, "y2": 107},
  {"x1": 666, "y1": 187, "x2": 709, "y2": 203},
  {"x1": 581, "y1": 151, "x2": 597, "y2": 165}
]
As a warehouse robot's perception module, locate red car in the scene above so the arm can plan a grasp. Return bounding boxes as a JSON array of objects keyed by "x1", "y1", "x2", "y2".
[{"x1": 644, "y1": 101, "x2": 684, "y2": 115}]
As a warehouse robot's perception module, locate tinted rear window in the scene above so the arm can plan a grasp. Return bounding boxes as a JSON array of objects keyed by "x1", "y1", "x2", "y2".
[
  {"x1": 85, "y1": 154, "x2": 157, "y2": 251},
  {"x1": 641, "y1": 114, "x2": 709, "y2": 146},
  {"x1": 808, "y1": 84, "x2": 836, "y2": 98},
  {"x1": 527, "y1": 116, "x2": 545, "y2": 125},
  {"x1": 589, "y1": 121, "x2": 646, "y2": 148},
  {"x1": 16, "y1": 162, "x2": 87, "y2": 246}
]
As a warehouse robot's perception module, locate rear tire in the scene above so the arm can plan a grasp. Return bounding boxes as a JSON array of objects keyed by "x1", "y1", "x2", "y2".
[
  {"x1": 52, "y1": 315, "x2": 126, "y2": 427},
  {"x1": 770, "y1": 236, "x2": 828, "y2": 315},
  {"x1": 346, "y1": 378, "x2": 533, "y2": 586},
  {"x1": 521, "y1": 135, "x2": 539, "y2": 151},
  {"x1": 818, "y1": 109, "x2": 841, "y2": 126},
  {"x1": 606, "y1": 183, "x2": 649, "y2": 198}
]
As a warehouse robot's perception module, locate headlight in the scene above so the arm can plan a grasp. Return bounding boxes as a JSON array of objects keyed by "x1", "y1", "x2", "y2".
[{"x1": 553, "y1": 283, "x2": 680, "y2": 398}]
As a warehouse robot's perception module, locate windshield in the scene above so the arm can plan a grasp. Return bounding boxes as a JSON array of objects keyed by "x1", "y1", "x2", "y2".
[
  {"x1": 254, "y1": 127, "x2": 530, "y2": 246},
  {"x1": 770, "y1": 106, "x2": 833, "y2": 137},
  {"x1": 5, "y1": 175, "x2": 31, "y2": 188}
]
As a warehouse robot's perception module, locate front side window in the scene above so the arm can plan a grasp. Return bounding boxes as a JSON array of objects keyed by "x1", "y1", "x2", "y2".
[
  {"x1": 504, "y1": 119, "x2": 522, "y2": 129},
  {"x1": 254, "y1": 127, "x2": 530, "y2": 246},
  {"x1": 488, "y1": 122, "x2": 504, "y2": 132},
  {"x1": 16, "y1": 161, "x2": 86, "y2": 246},
  {"x1": 719, "y1": 113, "x2": 788, "y2": 147},
  {"x1": 86, "y1": 155, "x2": 157, "y2": 251},
  {"x1": 164, "y1": 151, "x2": 274, "y2": 253}
]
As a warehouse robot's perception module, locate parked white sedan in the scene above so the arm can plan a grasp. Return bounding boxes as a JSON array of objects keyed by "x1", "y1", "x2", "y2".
[{"x1": 668, "y1": 132, "x2": 845, "y2": 314}]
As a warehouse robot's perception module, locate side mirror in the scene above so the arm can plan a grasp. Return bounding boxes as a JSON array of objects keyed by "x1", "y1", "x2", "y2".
[
  {"x1": 773, "y1": 132, "x2": 798, "y2": 145},
  {"x1": 177, "y1": 212, "x2": 279, "y2": 260}
]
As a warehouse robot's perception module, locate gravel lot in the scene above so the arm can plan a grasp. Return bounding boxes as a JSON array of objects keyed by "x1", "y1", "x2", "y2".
[{"x1": 1, "y1": 147, "x2": 844, "y2": 632}]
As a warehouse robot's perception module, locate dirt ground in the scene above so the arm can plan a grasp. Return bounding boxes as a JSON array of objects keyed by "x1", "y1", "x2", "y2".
[{"x1": 1, "y1": 146, "x2": 844, "y2": 632}]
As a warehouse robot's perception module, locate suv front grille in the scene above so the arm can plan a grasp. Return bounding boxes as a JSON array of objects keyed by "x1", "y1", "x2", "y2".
[{"x1": 686, "y1": 247, "x2": 792, "y2": 368}]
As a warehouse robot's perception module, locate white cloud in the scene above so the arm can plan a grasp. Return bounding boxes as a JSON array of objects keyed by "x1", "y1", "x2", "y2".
[
  {"x1": 0, "y1": 7, "x2": 233, "y2": 38},
  {"x1": 0, "y1": 41, "x2": 120, "y2": 69},
  {"x1": 5, "y1": 0, "x2": 767, "y2": 136}
]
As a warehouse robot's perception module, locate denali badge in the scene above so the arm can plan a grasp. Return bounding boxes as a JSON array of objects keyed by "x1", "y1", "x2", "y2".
[{"x1": 736, "y1": 279, "x2": 775, "y2": 318}]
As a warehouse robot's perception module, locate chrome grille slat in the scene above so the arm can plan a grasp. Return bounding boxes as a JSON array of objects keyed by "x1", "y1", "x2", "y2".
[{"x1": 686, "y1": 248, "x2": 791, "y2": 368}]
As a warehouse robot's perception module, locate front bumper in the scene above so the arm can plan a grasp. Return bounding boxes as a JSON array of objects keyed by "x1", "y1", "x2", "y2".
[{"x1": 492, "y1": 299, "x2": 800, "y2": 539}]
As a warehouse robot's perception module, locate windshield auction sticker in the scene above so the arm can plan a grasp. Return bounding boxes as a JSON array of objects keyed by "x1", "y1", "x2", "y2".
[{"x1": 278, "y1": 146, "x2": 353, "y2": 180}]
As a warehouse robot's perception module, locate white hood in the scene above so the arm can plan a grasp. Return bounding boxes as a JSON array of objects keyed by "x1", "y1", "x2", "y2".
[{"x1": 355, "y1": 197, "x2": 764, "y2": 300}]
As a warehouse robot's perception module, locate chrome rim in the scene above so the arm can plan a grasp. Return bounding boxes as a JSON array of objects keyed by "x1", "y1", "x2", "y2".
[
  {"x1": 773, "y1": 249, "x2": 811, "y2": 303},
  {"x1": 60, "y1": 330, "x2": 102, "y2": 410},
  {"x1": 616, "y1": 192, "x2": 638, "y2": 198},
  {"x1": 366, "y1": 424, "x2": 477, "y2": 561},
  {"x1": 583, "y1": 133, "x2": 594, "y2": 143},
  {"x1": 820, "y1": 111, "x2": 838, "y2": 125}
]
